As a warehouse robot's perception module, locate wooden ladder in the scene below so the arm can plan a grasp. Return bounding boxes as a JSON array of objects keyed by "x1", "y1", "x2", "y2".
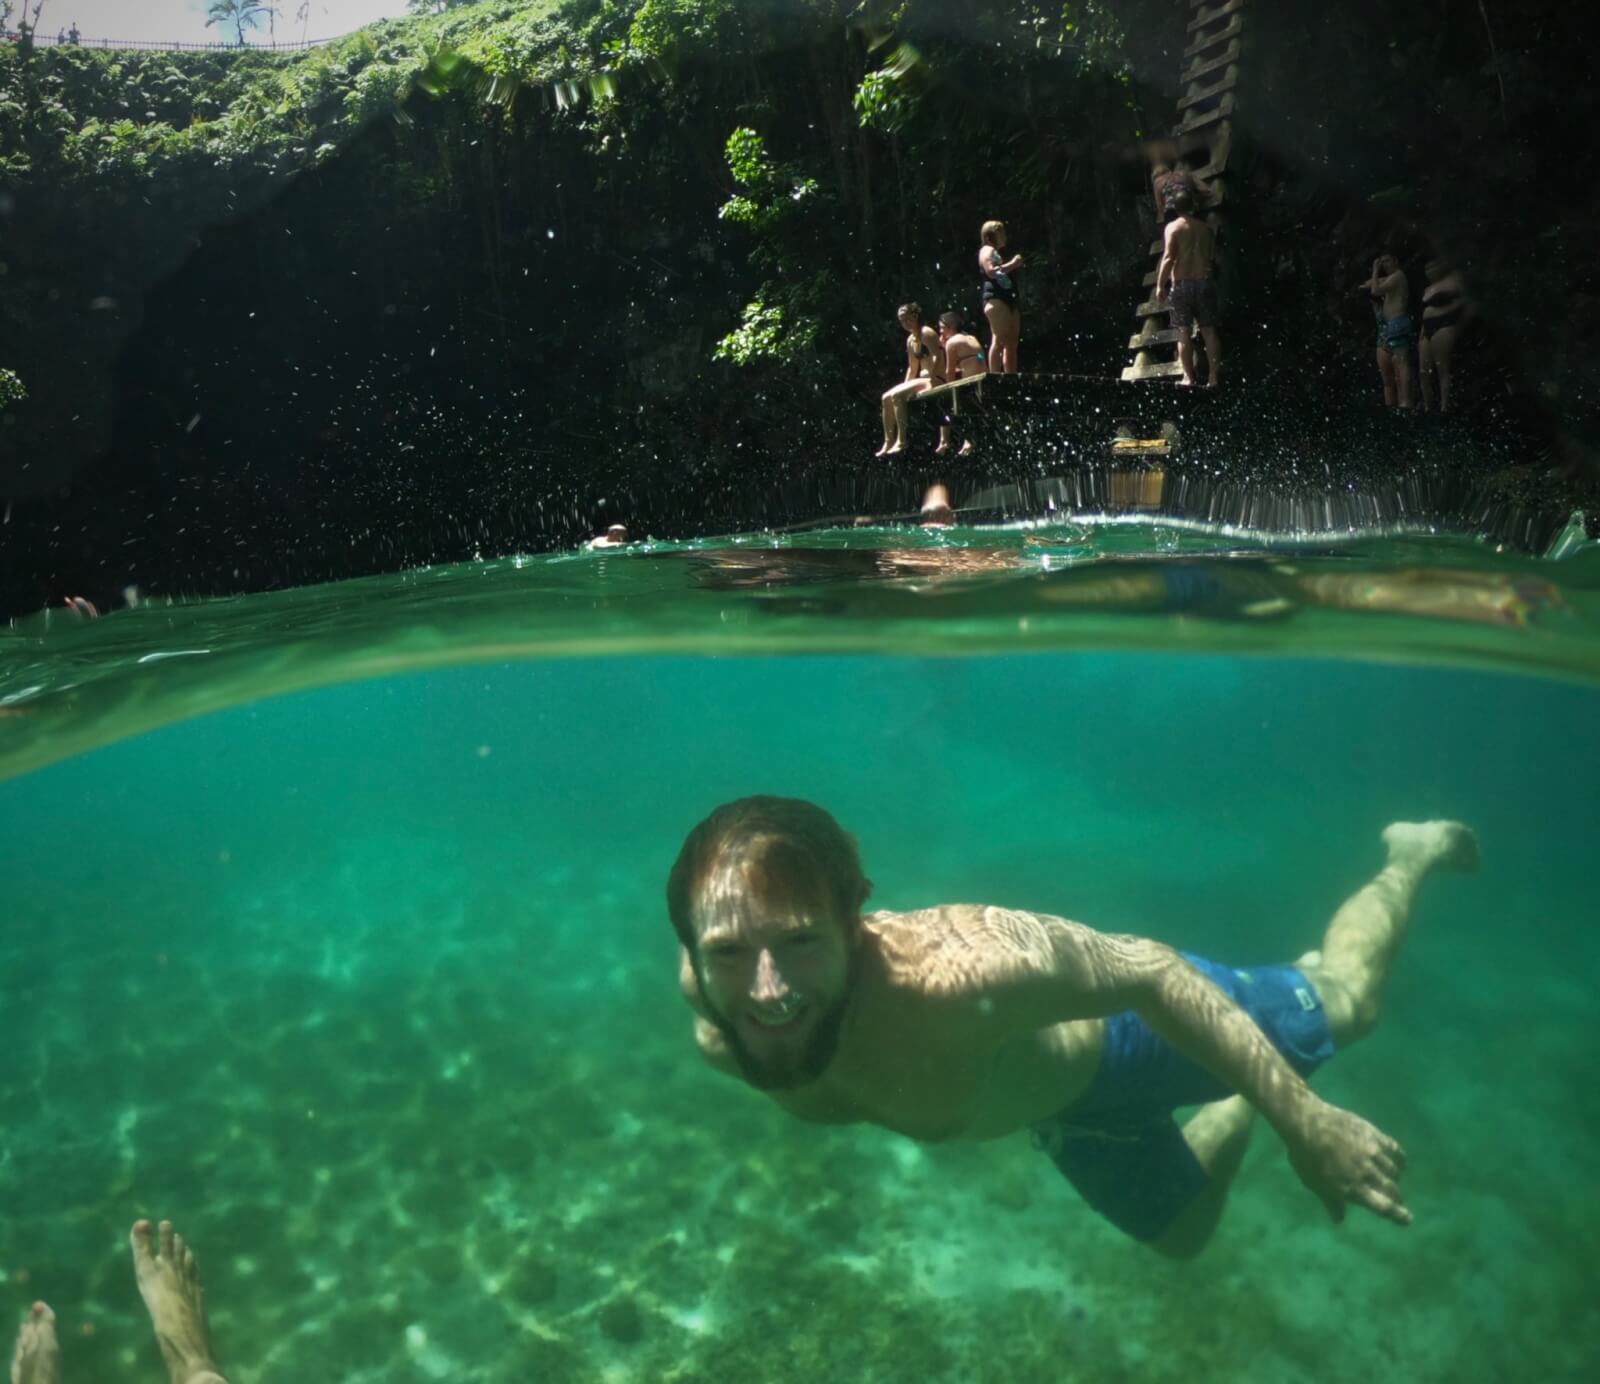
[{"x1": 1120, "y1": 0, "x2": 1244, "y2": 383}]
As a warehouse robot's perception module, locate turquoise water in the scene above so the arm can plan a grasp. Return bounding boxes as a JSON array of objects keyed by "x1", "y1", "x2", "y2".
[{"x1": 2, "y1": 526, "x2": 1598, "y2": 1380}]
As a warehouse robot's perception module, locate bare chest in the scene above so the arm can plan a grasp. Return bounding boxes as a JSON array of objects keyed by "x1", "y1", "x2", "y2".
[{"x1": 776, "y1": 1014, "x2": 1105, "y2": 1143}]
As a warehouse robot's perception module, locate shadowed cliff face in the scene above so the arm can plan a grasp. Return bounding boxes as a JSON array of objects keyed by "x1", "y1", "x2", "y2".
[{"x1": 0, "y1": 0, "x2": 1594, "y2": 614}]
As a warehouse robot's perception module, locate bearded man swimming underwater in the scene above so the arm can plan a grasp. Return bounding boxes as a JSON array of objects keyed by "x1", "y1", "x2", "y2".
[{"x1": 668, "y1": 797, "x2": 1476, "y2": 1257}]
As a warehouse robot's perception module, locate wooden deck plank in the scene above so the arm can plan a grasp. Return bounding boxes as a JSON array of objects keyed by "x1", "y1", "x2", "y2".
[
  {"x1": 1128, "y1": 327, "x2": 1186, "y2": 350},
  {"x1": 1121, "y1": 359, "x2": 1188, "y2": 382}
]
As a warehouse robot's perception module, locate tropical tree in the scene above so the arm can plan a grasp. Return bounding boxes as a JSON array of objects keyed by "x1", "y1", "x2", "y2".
[{"x1": 205, "y1": 1, "x2": 270, "y2": 46}]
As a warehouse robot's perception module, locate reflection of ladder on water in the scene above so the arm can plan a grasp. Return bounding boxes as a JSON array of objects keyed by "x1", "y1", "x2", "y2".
[{"x1": 1120, "y1": 0, "x2": 1244, "y2": 384}]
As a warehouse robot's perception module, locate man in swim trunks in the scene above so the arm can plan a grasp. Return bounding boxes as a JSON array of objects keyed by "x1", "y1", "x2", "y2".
[
  {"x1": 1355, "y1": 254, "x2": 1414, "y2": 409},
  {"x1": 1155, "y1": 202, "x2": 1221, "y2": 387},
  {"x1": 670, "y1": 797, "x2": 1477, "y2": 1257}
]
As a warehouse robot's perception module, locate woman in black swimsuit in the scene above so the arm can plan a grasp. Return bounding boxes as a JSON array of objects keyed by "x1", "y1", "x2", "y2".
[
  {"x1": 978, "y1": 220, "x2": 1024, "y2": 373},
  {"x1": 877, "y1": 302, "x2": 945, "y2": 457},
  {"x1": 1419, "y1": 262, "x2": 1474, "y2": 414}
]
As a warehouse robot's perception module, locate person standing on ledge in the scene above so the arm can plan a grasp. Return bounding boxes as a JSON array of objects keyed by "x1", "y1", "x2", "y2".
[
  {"x1": 876, "y1": 303, "x2": 944, "y2": 457},
  {"x1": 668, "y1": 796, "x2": 1477, "y2": 1257},
  {"x1": 978, "y1": 221, "x2": 1023, "y2": 373},
  {"x1": 1354, "y1": 254, "x2": 1414, "y2": 409},
  {"x1": 1156, "y1": 195, "x2": 1222, "y2": 387}
]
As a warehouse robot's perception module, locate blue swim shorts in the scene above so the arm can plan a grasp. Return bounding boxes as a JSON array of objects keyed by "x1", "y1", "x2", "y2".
[{"x1": 1031, "y1": 952, "x2": 1335, "y2": 1243}]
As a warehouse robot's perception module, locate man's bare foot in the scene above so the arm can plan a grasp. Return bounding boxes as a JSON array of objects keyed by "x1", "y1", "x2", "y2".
[
  {"x1": 1381, "y1": 820, "x2": 1479, "y2": 875},
  {"x1": 131, "y1": 1221, "x2": 225, "y2": 1384},
  {"x1": 874, "y1": 441, "x2": 892, "y2": 457},
  {"x1": 933, "y1": 441, "x2": 951, "y2": 457},
  {"x1": 957, "y1": 440, "x2": 974, "y2": 457},
  {"x1": 10, "y1": 1303, "x2": 61, "y2": 1384},
  {"x1": 884, "y1": 442, "x2": 905, "y2": 456}
]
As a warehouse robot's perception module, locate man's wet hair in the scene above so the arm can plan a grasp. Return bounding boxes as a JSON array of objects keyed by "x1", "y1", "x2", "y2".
[{"x1": 667, "y1": 796, "x2": 873, "y2": 951}]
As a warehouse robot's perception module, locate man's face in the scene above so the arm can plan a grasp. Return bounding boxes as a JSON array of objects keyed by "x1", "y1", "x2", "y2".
[{"x1": 690, "y1": 871, "x2": 855, "y2": 1091}]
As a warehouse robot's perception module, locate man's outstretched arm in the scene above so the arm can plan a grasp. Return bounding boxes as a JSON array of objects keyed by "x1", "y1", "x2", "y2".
[{"x1": 953, "y1": 908, "x2": 1410, "y2": 1225}]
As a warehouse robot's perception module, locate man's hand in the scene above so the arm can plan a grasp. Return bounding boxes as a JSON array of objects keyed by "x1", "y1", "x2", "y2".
[{"x1": 1284, "y1": 1098, "x2": 1410, "y2": 1226}]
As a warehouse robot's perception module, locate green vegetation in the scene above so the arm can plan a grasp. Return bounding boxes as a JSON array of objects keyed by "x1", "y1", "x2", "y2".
[
  {"x1": 0, "y1": 368, "x2": 24, "y2": 412},
  {"x1": 205, "y1": 1, "x2": 273, "y2": 47},
  {"x1": 0, "y1": 0, "x2": 1590, "y2": 603}
]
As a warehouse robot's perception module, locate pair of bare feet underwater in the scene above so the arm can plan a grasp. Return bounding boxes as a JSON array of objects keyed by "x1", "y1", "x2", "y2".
[{"x1": 11, "y1": 1220, "x2": 225, "y2": 1384}]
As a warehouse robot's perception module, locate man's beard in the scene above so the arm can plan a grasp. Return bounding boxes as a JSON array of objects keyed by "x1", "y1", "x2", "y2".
[{"x1": 700, "y1": 968, "x2": 852, "y2": 1092}]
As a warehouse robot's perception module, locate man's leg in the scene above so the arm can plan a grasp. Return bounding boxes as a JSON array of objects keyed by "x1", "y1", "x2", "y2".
[
  {"x1": 1152, "y1": 820, "x2": 1475, "y2": 1259},
  {"x1": 1199, "y1": 326, "x2": 1222, "y2": 386},
  {"x1": 1395, "y1": 349, "x2": 1415, "y2": 409},
  {"x1": 1298, "y1": 820, "x2": 1477, "y2": 1046},
  {"x1": 1376, "y1": 348, "x2": 1397, "y2": 406},
  {"x1": 131, "y1": 1220, "x2": 228, "y2": 1384},
  {"x1": 10, "y1": 1302, "x2": 61, "y2": 1384},
  {"x1": 1177, "y1": 332, "x2": 1198, "y2": 387},
  {"x1": 1151, "y1": 1095, "x2": 1255, "y2": 1260}
]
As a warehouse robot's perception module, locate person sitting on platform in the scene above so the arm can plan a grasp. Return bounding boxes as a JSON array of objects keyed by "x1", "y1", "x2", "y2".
[
  {"x1": 978, "y1": 221, "x2": 1024, "y2": 374},
  {"x1": 1353, "y1": 254, "x2": 1414, "y2": 409},
  {"x1": 933, "y1": 310, "x2": 988, "y2": 459},
  {"x1": 877, "y1": 303, "x2": 944, "y2": 457},
  {"x1": 1155, "y1": 197, "x2": 1222, "y2": 388},
  {"x1": 1418, "y1": 261, "x2": 1475, "y2": 415}
]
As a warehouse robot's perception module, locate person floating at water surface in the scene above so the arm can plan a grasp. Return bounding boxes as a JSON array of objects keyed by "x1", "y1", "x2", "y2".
[
  {"x1": 10, "y1": 1219, "x2": 228, "y2": 1384},
  {"x1": 670, "y1": 797, "x2": 1477, "y2": 1256}
]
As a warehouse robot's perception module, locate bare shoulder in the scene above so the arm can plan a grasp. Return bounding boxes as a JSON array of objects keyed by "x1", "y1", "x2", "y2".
[{"x1": 865, "y1": 905, "x2": 1097, "y2": 1000}]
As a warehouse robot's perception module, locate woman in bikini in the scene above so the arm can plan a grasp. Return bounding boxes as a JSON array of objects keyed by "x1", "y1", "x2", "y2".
[
  {"x1": 978, "y1": 220, "x2": 1024, "y2": 373},
  {"x1": 1418, "y1": 262, "x2": 1475, "y2": 414},
  {"x1": 877, "y1": 302, "x2": 944, "y2": 457},
  {"x1": 933, "y1": 309, "x2": 988, "y2": 458}
]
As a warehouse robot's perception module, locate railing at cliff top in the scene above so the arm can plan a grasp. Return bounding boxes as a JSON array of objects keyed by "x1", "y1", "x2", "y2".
[{"x1": 5, "y1": 30, "x2": 354, "y2": 53}]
